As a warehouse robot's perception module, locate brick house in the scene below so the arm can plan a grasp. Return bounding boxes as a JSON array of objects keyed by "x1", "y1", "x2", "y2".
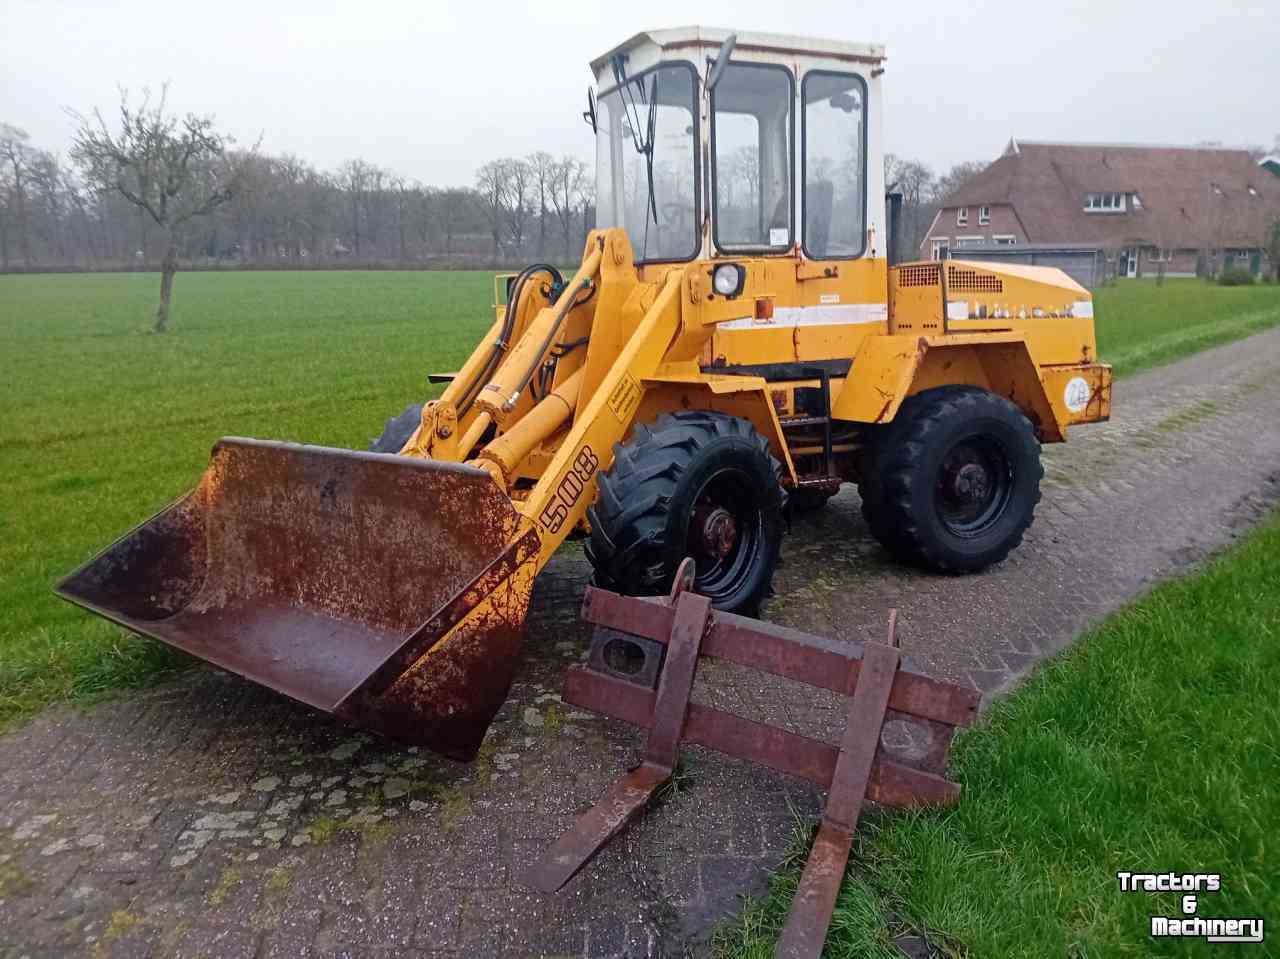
[{"x1": 921, "y1": 140, "x2": 1280, "y2": 278}]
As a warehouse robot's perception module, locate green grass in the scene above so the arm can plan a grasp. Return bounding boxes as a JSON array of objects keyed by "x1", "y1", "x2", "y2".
[
  {"x1": 1093, "y1": 278, "x2": 1280, "y2": 376},
  {"x1": 0, "y1": 271, "x2": 1277, "y2": 730},
  {"x1": 716, "y1": 510, "x2": 1280, "y2": 958},
  {"x1": 0, "y1": 270, "x2": 494, "y2": 725}
]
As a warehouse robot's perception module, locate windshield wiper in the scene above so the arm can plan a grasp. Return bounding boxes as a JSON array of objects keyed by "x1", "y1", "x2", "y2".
[{"x1": 610, "y1": 56, "x2": 659, "y2": 226}]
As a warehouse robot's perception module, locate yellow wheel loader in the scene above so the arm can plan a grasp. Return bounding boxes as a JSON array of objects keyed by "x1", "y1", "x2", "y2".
[{"x1": 58, "y1": 28, "x2": 1111, "y2": 761}]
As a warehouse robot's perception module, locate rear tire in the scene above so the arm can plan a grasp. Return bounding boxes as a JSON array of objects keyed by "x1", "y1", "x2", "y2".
[
  {"x1": 369, "y1": 404, "x2": 423, "y2": 454},
  {"x1": 585, "y1": 411, "x2": 786, "y2": 615},
  {"x1": 858, "y1": 386, "x2": 1041, "y2": 572}
]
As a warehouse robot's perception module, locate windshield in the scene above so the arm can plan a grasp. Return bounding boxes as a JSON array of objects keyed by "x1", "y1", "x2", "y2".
[{"x1": 595, "y1": 62, "x2": 699, "y2": 262}]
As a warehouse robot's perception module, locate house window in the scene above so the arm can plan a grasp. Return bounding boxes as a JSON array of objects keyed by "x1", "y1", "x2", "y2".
[
  {"x1": 1084, "y1": 192, "x2": 1126, "y2": 212},
  {"x1": 956, "y1": 207, "x2": 968, "y2": 226},
  {"x1": 930, "y1": 237, "x2": 950, "y2": 260},
  {"x1": 978, "y1": 205, "x2": 991, "y2": 225},
  {"x1": 954, "y1": 235, "x2": 985, "y2": 248},
  {"x1": 1148, "y1": 247, "x2": 1172, "y2": 263},
  {"x1": 1131, "y1": 194, "x2": 1143, "y2": 209},
  {"x1": 993, "y1": 235, "x2": 1017, "y2": 245}
]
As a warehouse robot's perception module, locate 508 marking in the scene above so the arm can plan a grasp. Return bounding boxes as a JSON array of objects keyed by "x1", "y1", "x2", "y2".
[{"x1": 539, "y1": 445, "x2": 600, "y2": 533}]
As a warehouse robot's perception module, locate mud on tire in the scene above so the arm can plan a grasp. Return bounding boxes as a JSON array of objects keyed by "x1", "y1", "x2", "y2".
[
  {"x1": 858, "y1": 386, "x2": 1042, "y2": 573},
  {"x1": 585, "y1": 411, "x2": 787, "y2": 615}
]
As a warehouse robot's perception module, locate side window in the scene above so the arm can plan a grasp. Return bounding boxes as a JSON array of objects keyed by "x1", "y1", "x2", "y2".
[
  {"x1": 712, "y1": 62, "x2": 794, "y2": 251},
  {"x1": 802, "y1": 71, "x2": 867, "y2": 259}
]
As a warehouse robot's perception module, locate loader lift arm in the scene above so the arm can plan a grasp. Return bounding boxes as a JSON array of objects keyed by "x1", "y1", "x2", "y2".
[{"x1": 56, "y1": 230, "x2": 690, "y2": 761}]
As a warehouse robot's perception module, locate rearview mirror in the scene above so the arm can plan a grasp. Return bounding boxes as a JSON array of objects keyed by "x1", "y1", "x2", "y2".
[{"x1": 706, "y1": 33, "x2": 737, "y2": 91}]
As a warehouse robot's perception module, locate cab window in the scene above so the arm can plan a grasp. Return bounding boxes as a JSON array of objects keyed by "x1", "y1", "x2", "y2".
[
  {"x1": 802, "y1": 71, "x2": 867, "y2": 259},
  {"x1": 711, "y1": 62, "x2": 793, "y2": 252}
]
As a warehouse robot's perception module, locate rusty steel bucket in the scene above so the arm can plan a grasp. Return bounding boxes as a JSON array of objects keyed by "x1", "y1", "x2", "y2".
[{"x1": 56, "y1": 438, "x2": 540, "y2": 760}]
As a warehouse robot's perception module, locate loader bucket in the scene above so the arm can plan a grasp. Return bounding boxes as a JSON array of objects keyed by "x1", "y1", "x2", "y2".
[{"x1": 56, "y1": 438, "x2": 541, "y2": 760}]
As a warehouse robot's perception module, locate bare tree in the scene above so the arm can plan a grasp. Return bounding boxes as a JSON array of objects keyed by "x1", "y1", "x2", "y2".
[
  {"x1": 390, "y1": 174, "x2": 412, "y2": 261},
  {"x1": 578, "y1": 175, "x2": 596, "y2": 247},
  {"x1": 0, "y1": 123, "x2": 36, "y2": 267},
  {"x1": 504, "y1": 158, "x2": 533, "y2": 254},
  {"x1": 28, "y1": 152, "x2": 69, "y2": 263},
  {"x1": 335, "y1": 159, "x2": 376, "y2": 257},
  {"x1": 527, "y1": 151, "x2": 555, "y2": 258},
  {"x1": 439, "y1": 187, "x2": 471, "y2": 255},
  {"x1": 932, "y1": 160, "x2": 986, "y2": 203},
  {"x1": 729, "y1": 145, "x2": 760, "y2": 206},
  {"x1": 413, "y1": 185, "x2": 437, "y2": 257},
  {"x1": 548, "y1": 156, "x2": 587, "y2": 257},
  {"x1": 475, "y1": 159, "x2": 510, "y2": 257},
  {"x1": 884, "y1": 153, "x2": 936, "y2": 255},
  {"x1": 71, "y1": 88, "x2": 251, "y2": 331}
]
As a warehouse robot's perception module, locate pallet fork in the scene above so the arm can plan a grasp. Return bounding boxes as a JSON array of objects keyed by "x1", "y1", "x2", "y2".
[{"x1": 526, "y1": 559, "x2": 979, "y2": 956}]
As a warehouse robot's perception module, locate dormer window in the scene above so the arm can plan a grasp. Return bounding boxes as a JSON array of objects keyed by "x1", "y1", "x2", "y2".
[
  {"x1": 978, "y1": 205, "x2": 991, "y2": 225},
  {"x1": 1084, "y1": 192, "x2": 1126, "y2": 213},
  {"x1": 956, "y1": 207, "x2": 969, "y2": 226}
]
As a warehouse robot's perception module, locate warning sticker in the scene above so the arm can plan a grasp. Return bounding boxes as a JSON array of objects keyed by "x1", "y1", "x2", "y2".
[{"x1": 607, "y1": 372, "x2": 643, "y2": 423}]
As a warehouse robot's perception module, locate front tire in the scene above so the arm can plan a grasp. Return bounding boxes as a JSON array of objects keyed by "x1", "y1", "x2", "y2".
[
  {"x1": 858, "y1": 386, "x2": 1041, "y2": 572},
  {"x1": 585, "y1": 411, "x2": 786, "y2": 614},
  {"x1": 369, "y1": 404, "x2": 423, "y2": 453}
]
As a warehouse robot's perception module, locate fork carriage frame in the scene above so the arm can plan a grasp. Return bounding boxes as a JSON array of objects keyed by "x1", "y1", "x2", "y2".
[{"x1": 526, "y1": 562, "x2": 979, "y2": 957}]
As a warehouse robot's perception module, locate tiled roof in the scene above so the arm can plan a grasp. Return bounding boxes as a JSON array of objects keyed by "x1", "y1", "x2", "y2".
[{"x1": 943, "y1": 141, "x2": 1280, "y2": 248}]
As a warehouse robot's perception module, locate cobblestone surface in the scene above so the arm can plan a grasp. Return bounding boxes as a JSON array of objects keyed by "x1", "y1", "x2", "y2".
[{"x1": 3, "y1": 330, "x2": 1280, "y2": 958}]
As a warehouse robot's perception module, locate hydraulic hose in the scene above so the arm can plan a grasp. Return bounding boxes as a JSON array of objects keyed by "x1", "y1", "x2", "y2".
[
  {"x1": 457, "y1": 264, "x2": 562, "y2": 418},
  {"x1": 507, "y1": 274, "x2": 594, "y2": 405}
]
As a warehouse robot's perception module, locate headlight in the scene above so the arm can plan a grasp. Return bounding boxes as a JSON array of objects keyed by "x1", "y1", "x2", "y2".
[{"x1": 712, "y1": 263, "x2": 746, "y2": 297}]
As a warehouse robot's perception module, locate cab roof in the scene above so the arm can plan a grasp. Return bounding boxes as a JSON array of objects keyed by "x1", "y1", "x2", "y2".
[{"x1": 590, "y1": 26, "x2": 886, "y2": 74}]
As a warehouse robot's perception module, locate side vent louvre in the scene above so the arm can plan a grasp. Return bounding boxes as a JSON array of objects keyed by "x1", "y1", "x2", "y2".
[
  {"x1": 897, "y1": 263, "x2": 940, "y2": 287},
  {"x1": 946, "y1": 266, "x2": 1003, "y2": 293}
]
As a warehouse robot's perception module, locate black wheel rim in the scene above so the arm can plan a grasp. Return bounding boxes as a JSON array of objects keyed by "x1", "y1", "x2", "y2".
[
  {"x1": 934, "y1": 435, "x2": 1013, "y2": 537},
  {"x1": 684, "y1": 466, "x2": 763, "y2": 605}
]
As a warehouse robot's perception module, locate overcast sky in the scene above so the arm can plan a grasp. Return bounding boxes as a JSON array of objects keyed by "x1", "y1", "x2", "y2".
[{"x1": 3, "y1": 0, "x2": 1275, "y2": 186}]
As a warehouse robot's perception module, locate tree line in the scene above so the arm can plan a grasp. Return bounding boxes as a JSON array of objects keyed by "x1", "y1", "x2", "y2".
[
  {"x1": 884, "y1": 154, "x2": 988, "y2": 258},
  {"x1": 0, "y1": 107, "x2": 596, "y2": 274}
]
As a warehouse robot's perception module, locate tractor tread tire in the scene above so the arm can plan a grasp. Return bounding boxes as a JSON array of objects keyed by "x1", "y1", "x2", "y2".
[
  {"x1": 857, "y1": 386, "x2": 1042, "y2": 573},
  {"x1": 370, "y1": 403, "x2": 424, "y2": 454},
  {"x1": 585, "y1": 411, "x2": 786, "y2": 615}
]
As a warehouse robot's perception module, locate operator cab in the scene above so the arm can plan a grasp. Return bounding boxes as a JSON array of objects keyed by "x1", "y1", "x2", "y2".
[{"x1": 589, "y1": 27, "x2": 886, "y2": 266}]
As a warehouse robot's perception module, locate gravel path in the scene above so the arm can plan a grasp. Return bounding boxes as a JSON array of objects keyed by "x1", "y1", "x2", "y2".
[{"x1": 3, "y1": 329, "x2": 1279, "y2": 959}]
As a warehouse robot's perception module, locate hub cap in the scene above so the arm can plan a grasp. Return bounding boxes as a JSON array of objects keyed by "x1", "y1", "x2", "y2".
[
  {"x1": 684, "y1": 467, "x2": 763, "y2": 604},
  {"x1": 935, "y1": 437, "x2": 1013, "y2": 537}
]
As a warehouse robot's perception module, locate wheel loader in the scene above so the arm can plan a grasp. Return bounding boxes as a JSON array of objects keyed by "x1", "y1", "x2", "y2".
[{"x1": 58, "y1": 27, "x2": 1111, "y2": 761}]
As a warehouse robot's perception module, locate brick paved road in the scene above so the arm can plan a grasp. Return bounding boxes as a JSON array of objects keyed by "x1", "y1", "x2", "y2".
[{"x1": 3, "y1": 330, "x2": 1280, "y2": 959}]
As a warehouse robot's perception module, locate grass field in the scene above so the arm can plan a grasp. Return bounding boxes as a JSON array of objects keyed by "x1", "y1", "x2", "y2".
[
  {"x1": 1, "y1": 271, "x2": 1279, "y2": 728},
  {"x1": 716, "y1": 508, "x2": 1280, "y2": 958},
  {"x1": 1092, "y1": 278, "x2": 1280, "y2": 376}
]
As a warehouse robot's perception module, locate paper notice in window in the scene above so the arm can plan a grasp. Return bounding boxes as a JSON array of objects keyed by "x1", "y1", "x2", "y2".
[{"x1": 769, "y1": 228, "x2": 788, "y2": 247}]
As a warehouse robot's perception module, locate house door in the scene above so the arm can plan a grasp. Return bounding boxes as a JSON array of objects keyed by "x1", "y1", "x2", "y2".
[
  {"x1": 1250, "y1": 251, "x2": 1262, "y2": 276},
  {"x1": 1124, "y1": 248, "x2": 1139, "y2": 278}
]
